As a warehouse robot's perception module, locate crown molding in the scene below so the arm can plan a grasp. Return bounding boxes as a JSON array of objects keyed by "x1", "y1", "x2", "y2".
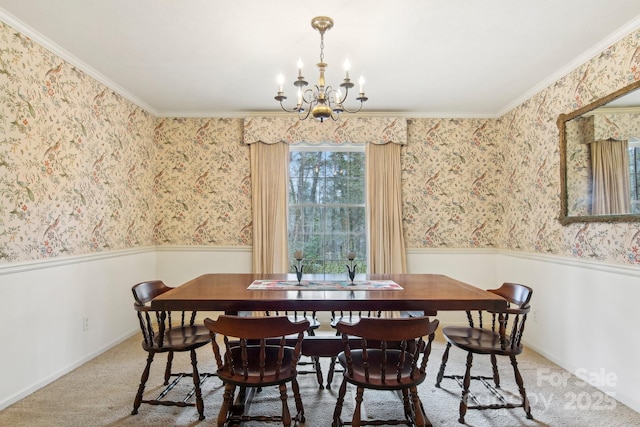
[
  {"x1": 0, "y1": 7, "x2": 159, "y2": 116},
  {"x1": 496, "y1": 14, "x2": 640, "y2": 117}
]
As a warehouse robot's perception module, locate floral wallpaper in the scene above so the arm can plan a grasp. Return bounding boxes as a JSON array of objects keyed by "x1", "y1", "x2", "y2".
[
  {"x1": 402, "y1": 118, "x2": 503, "y2": 248},
  {"x1": 593, "y1": 111, "x2": 640, "y2": 140},
  {"x1": 152, "y1": 118, "x2": 251, "y2": 246},
  {"x1": 565, "y1": 117, "x2": 593, "y2": 216},
  {"x1": 3, "y1": 18, "x2": 640, "y2": 266},
  {"x1": 0, "y1": 21, "x2": 155, "y2": 263},
  {"x1": 500, "y1": 28, "x2": 640, "y2": 263}
]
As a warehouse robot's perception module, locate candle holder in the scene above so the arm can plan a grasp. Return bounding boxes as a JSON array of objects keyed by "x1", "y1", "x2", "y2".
[
  {"x1": 294, "y1": 262, "x2": 304, "y2": 285},
  {"x1": 293, "y1": 251, "x2": 304, "y2": 285},
  {"x1": 346, "y1": 252, "x2": 357, "y2": 284}
]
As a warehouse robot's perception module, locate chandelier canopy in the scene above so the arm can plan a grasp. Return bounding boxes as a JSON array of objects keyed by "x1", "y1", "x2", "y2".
[{"x1": 274, "y1": 16, "x2": 368, "y2": 122}]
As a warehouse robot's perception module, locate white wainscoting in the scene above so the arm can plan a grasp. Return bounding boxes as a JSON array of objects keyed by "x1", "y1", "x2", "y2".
[
  {"x1": 2, "y1": 247, "x2": 638, "y2": 414},
  {"x1": 496, "y1": 250, "x2": 640, "y2": 414},
  {"x1": 0, "y1": 248, "x2": 156, "y2": 410}
]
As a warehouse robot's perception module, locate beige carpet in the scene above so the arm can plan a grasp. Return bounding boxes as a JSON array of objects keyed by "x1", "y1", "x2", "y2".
[{"x1": 1, "y1": 331, "x2": 639, "y2": 426}]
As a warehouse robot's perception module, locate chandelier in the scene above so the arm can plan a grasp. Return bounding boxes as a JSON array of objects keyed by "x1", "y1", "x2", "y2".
[{"x1": 274, "y1": 16, "x2": 368, "y2": 122}]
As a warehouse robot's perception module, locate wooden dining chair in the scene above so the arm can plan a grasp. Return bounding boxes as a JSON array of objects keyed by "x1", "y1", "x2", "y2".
[
  {"x1": 434, "y1": 282, "x2": 533, "y2": 423},
  {"x1": 324, "y1": 310, "x2": 382, "y2": 390},
  {"x1": 266, "y1": 310, "x2": 321, "y2": 334},
  {"x1": 131, "y1": 280, "x2": 214, "y2": 420},
  {"x1": 265, "y1": 310, "x2": 324, "y2": 388},
  {"x1": 204, "y1": 315, "x2": 310, "y2": 427},
  {"x1": 331, "y1": 316, "x2": 440, "y2": 427}
]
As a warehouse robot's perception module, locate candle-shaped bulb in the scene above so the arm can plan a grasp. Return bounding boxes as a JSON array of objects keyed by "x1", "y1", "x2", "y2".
[
  {"x1": 335, "y1": 89, "x2": 341, "y2": 104},
  {"x1": 294, "y1": 250, "x2": 303, "y2": 261},
  {"x1": 358, "y1": 76, "x2": 365, "y2": 94},
  {"x1": 277, "y1": 74, "x2": 284, "y2": 93},
  {"x1": 344, "y1": 59, "x2": 351, "y2": 79},
  {"x1": 347, "y1": 251, "x2": 356, "y2": 261},
  {"x1": 297, "y1": 58, "x2": 303, "y2": 77}
]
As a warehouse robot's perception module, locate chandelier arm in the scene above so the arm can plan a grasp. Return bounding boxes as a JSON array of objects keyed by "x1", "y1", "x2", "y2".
[
  {"x1": 302, "y1": 87, "x2": 317, "y2": 104},
  {"x1": 324, "y1": 84, "x2": 335, "y2": 108},
  {"x1": 297, "y1": 103, "x2": 312, "y2": 120},
  {"x1": 277, "y1": 99, "x2": 304, "y2": 113},
  {"x1": 334, "y1": 84, "x2": 350, "y2": 105},
  {"x1": 277, "y1": 93, "x2": 308, "y2": 114},
  {"x1": 341, "y1": 85, "x2": 349, "y2": 104},
  {"x1": 338, "y1": 100, "x2": 365, "y2": 114}
]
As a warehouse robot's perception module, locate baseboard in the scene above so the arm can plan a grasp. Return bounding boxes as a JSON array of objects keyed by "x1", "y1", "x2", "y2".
[
  {"x1": 0, "y1": 328, "x2": 139, "y2": 411},
  {"x1": 524, "y1": 340, "x2": 640, "y2": 415}
]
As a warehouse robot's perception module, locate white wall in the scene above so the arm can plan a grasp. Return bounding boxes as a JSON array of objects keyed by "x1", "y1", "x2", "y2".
[
  {"x1": 155, "y1": 246, "x2": 253, "y2": 285},
  {"x1": 0, "y1": 249, "x2": 156, "y2": 409},
  {"x1": 406, "y1": 248, "x2": 498, "y2": 325},
  {"x1": 0, "y1": 246, "x2": 250, "y2": 410},
  {"x1": 496, "y1": 251, "x2": 640, "y2": 414},
  {"x1": 406, "y1": 249, "x2": 640, "y2": 413}
]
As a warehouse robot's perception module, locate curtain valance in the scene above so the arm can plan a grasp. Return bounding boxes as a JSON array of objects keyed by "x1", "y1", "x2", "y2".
[
  {"x1": 593, "y1": 113, "x2": 640, "y2": 142},
  {"x1": 243, "y1": 117, "x2": 407, "y2": 145}
]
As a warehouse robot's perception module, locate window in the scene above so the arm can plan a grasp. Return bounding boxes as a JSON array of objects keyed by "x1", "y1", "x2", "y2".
[{"x1": 288, "y1": 147, "x2": 366, "y2": 276}]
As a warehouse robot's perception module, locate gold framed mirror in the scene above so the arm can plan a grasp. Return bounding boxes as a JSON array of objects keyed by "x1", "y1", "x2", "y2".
[{"x1": 558, "y1": 79, "x2": 640, "y2": 224}]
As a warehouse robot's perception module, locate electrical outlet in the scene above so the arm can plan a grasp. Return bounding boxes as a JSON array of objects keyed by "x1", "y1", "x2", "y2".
[{"x1": 83, "y1": 316, "x2": 89, "y2": 331}]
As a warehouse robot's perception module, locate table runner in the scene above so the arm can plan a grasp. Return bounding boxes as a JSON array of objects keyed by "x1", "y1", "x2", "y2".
[{"x1": 248, "y1": 279, "x2": 403, "y2": 291}]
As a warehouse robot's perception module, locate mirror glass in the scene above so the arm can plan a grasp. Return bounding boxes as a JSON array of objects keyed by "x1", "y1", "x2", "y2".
[{"x1": 558, "y1": 80, "x2": 640, "y2": 224}]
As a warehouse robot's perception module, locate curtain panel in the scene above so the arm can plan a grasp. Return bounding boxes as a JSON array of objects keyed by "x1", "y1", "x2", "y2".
[
  {"x1": 366, "y1": 142, "x2": 407, "y2": 274},
  {"x1": 244, "y1": 117, "x2": 407, "y2": 275},
  {"x1": 591, "y1": 139, "x2": 631, "y2": 215},
  {"x1": 250, "y1": 142, "x2": 289, "y2": 273}
]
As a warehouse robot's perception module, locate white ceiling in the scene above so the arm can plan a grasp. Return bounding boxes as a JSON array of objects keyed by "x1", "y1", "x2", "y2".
[{"x1": 1, "y1": 0, "x2": 640, "y2": 118}]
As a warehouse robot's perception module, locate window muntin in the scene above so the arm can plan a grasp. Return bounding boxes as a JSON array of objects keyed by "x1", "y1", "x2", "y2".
[{"x1": 288, "y1": 148, "x2": 366, "y2": 276}]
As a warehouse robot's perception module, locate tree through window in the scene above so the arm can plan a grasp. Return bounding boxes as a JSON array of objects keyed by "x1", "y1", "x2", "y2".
[{"x1": 288, "y1": 148, "x2": 366, "y2": 276}]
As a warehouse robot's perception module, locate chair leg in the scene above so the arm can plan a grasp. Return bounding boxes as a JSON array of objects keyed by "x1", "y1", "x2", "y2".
[
  {"x1": 352, "y1": 386, "x2": 364, "y2": 427},
  {"x1": 435, "y1": 341, "x2": 452, "y2": 387},
  {"x1": 332, "y1": 377, "x2": 348, "y2": 427},
  {"x1": 459, "y1": 351, "x2": 473, "y2": 424},
  {"x1": 164, "y1": 351, "x2": 174, "y2": 385},
  {"x1": 278, "y1": 383, "x2": 291, "y2": 427},
  {"x1": 410, "y1": 386, "x2": 427, "y2": 427},
  {"x1": 218, "y1": 383, "x2": 235, "y2": 427},
  {"x1": 510, "y1": 355, "x2": 533, "y2": 419},
  {"x1": 327, "y1": 356, "x2": 337, "y2": 389},
  {"x1": 189, "y1": 349, "x2": 205, "y2": 420},
  {"x1": 490, "y1": 353, "x2": 501, "y2": 388},
  {"x1": 401, "y1": 388, "x2": 412, "y2": 418},
  {"x1": 292, "y1": 378, "x2": 306, "y2": 423},
  {"x1": 132, "y1": 351, "x2": 155, "y2": 415},
  {"x1": 313, "y1": 356, "x2": 325, "y2": 390}
]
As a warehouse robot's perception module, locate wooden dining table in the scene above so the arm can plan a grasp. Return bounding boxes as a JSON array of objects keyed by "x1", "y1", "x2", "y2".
[
  {"x1": 150, "y1": 273, "x2": 507, "y2": 426},
  {"x1": 151, "y1": 272, "x2": 507, "y2": 315}
]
